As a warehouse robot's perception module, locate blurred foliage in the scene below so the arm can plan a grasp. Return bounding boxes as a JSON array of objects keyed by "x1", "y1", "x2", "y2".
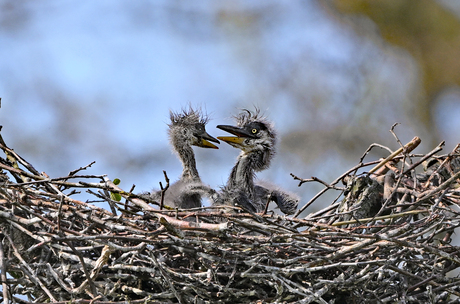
[{"x1": 332, "y1": 0, "x2": 460, "y2": 100}]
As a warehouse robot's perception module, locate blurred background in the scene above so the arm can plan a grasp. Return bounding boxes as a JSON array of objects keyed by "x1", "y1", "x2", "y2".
[{"x1": 1, "y1": 0, "x2": 460, "y2": 216}]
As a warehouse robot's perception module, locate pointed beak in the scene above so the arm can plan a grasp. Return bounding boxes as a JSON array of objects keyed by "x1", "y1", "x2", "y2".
[
  {"x1": 216, "y1": 125, "x2": 256, "y2": 145},
  {"x1": 197, "y1": 132, "x2": 220, "y2": 149},
  {"x1": 217, "y1": 125, "x2": 256, "y2": 138},
  {"x1": 217, "y1": 125, "x2": 256, "y2": 145},
  {"x1": 216, "y1": 136, "x2": 246, "y2": 145}
]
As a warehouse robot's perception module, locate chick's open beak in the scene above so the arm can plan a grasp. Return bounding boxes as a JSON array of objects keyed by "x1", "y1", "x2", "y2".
[
  {"x1": 217, "y1": 125, "x2": 256, "y2": 138},
  {"x1": 216, "y1": 136, "x2": 246, "y2": 145},
  {"x1": 197, "y1": 132, "x2": 220, "y2": 149},
  {"x1": 216, "y1": 125, "x2": 256, "y2": 145}
]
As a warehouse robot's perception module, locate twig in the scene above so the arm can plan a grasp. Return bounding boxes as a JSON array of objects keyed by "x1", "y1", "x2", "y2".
[
  {"x1": 65, "y1": 239, "x2": 98, "y2": 296},
  {"x1": 389, "y1": 123, "x2": 403, "y2": 148},
  {"x1": 331, "y1": 209, "x2": 429, "y2": 227},
  {"x1": 0, "y1": 236, "x2": 9, "y2": 304},
  {"x1": 124, "y1": 184, "x2": 136, "y2": 211},
  {"x1": 418, "y1": 169, "x2": 460, "y2": 201},
  {"x1": 359, "y1": 143, "x2": 394, "y2": 164},
  {"x1": 369, "y1": 136, "x2": 421, "y2": 174},
  {"x1": 69, "y1": 161, "x2": 96, "y2": 176},
  {"x1": 159, "y1": 170, "x2": 170, "y2": 210},
  {"x1": 4, "y1": 233, "x2": 57, "y2": 301},
  {"x1": 402, "y1": 141, "x2": 445, "y2": 175},
  {"x1": 57, "y1": 195, "x2": 64, "y2": 232},
  {"x1": 292, "y1": 160, "x2": 381, "y2": 217},
  {"x1": 261, "y1": 194, "x2": 270, "y2": 216}
]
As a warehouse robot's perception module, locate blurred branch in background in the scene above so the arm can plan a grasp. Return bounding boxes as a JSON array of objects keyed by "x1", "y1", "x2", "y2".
[{"x1": 330, "y1": 0, "x2": 460, "y2": 137}]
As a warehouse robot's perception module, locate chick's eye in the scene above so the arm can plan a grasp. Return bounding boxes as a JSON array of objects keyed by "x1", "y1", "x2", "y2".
[{"x1": 252, "y1": 128, "x2": 258, "y2": 134}]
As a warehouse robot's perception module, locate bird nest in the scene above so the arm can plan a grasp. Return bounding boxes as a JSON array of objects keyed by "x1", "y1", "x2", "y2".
[{"x1": 1, "y1": 129, "x2": 460, "y2": 304}]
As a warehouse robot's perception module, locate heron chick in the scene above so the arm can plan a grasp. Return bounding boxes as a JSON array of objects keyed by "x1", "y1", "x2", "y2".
[
  {"x1": 215, "y1": 109, "x2": 299, "y2": 215},
  {"x1": 142, "y1": 107, "x2": 219, "y2": 209}
]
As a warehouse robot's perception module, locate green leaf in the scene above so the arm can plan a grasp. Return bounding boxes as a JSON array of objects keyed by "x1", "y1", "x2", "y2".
[
  {"x1": 110, "y1": 178, "x2": 121, "y2": 201},
  {"x1": 110, "y1": 192, "x2": 122, "y2": 202}
]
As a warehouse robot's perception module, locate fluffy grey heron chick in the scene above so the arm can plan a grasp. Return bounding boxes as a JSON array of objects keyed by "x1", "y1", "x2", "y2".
[
  {"x1": 143, "y1": 107, "x2": 219, "y2": 209},
  {"x1": 215, "y1": 109, "x2": 298, "y2": 215}
]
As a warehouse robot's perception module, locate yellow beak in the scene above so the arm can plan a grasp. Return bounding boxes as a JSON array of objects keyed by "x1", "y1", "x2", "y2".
[
  {"x1": 217, "y1": 136, "x2": 246, "y2": 144},
  {"x1": 199, "y1": 139, "x2": 219, "y2": 149}
]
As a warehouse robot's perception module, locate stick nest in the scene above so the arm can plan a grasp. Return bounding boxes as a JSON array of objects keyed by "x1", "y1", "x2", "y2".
[{"x1": 1, "y1": 133, "x2": 460, "y2": 304}]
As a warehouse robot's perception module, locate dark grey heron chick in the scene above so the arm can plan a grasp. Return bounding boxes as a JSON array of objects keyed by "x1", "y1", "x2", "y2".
[
  {"x1": 215, "y1": 109, "x2": 298, "y2": 215},
  {"x1": 143, "y1": 107, "x2": 219, "y2": 209}
]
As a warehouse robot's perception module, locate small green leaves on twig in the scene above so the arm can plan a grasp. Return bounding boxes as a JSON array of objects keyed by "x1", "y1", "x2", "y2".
[{"x1": 110, "y1": 178, "x2": 122, "y2": 201}]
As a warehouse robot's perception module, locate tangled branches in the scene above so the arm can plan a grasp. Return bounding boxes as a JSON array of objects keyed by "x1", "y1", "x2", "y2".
[{"x1": 1, "y1": 129, "x2": 460, "y2": 303}]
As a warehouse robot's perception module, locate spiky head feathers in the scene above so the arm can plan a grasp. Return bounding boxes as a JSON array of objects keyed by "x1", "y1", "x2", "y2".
[{"x1": 169, "y1": 107, "x2": 209, "y2": 128}]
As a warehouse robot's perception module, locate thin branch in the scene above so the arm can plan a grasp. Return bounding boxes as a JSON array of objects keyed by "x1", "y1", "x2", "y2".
[
  {"x1": 159, "y1": 170, "x2": 170, "y2": 210},
  {"x1": 4, "y1": 233, "x2": 57, "y2": 301},
  {"x1": 401, "y1": 141, "x2": 445, "y2": 175},
  {"x1": 0, "y1": 236, "x2": 9, "y2": 304},
  {"x1": 369, "y1": 136, "x2": 421, "y2": 174},
  {"x1": 292, "y1": 160, "x2": 381, "y2": 217},
  {"x1": 389, "y1": 122, "x2": 404, "y2": 148},
  {"x1": 69, "y1": 161, "x2": 96, "y2": 176}
]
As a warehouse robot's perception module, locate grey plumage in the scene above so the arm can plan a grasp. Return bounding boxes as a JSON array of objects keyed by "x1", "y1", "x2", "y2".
[
  {"x1": 255, "y1": 181, "x2": 299, "y2": 215},
  {"x1": 142, "y1": 107, "x2": 219, "y2": 209},
  {"x1": 214, "y1": 109, "x2": 299, "y2": 215}
]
